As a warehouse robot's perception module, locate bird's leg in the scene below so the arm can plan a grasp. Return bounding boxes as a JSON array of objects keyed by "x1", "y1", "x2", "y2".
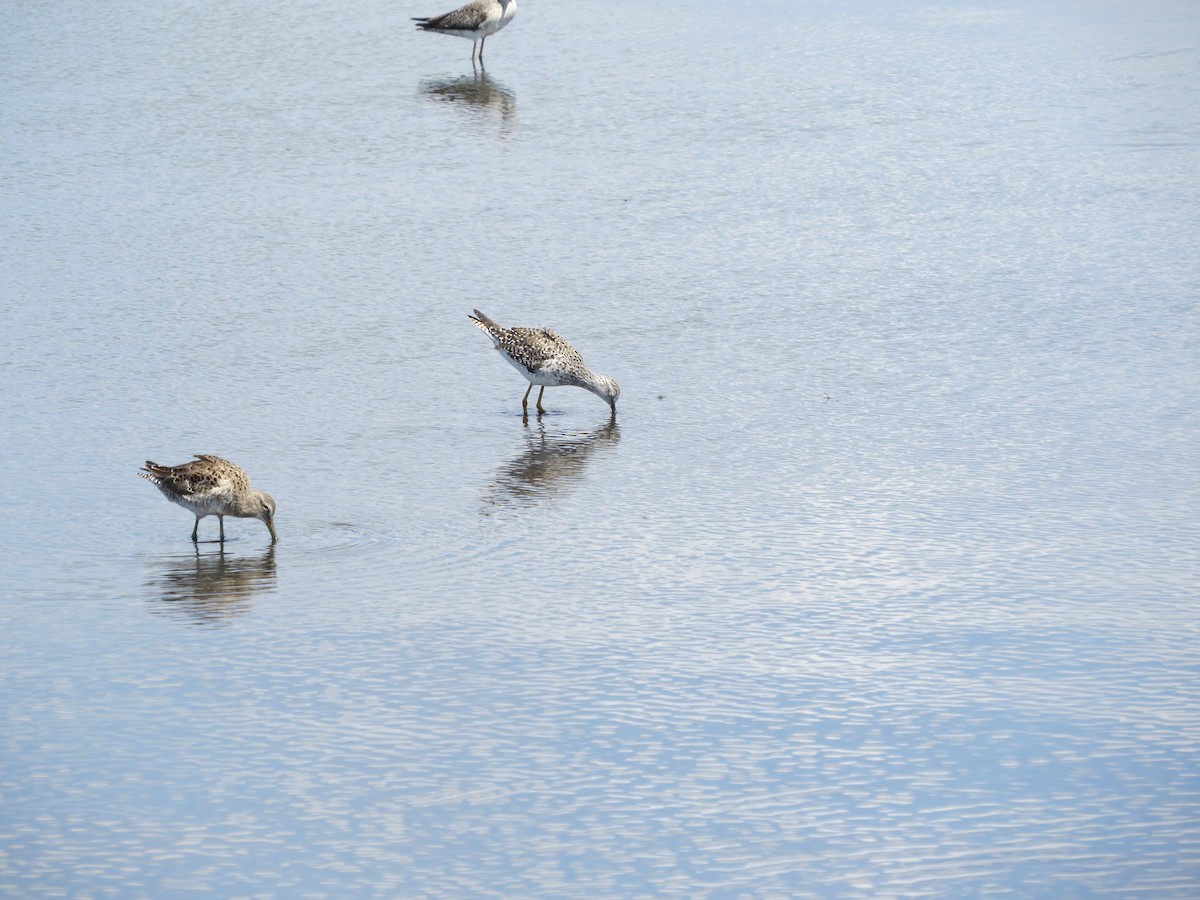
[
  {"x1": 191, "y1": 517, "x2": 200, "y2": 542},
  {"x1": 218, "y1": 516, "x2": 226, "y2": 543},
  {"x1": 522, "y1": 384, "x2": 533, "y2": 412},
  {"x1": 471, "y1": 40, "x2": 478, "y2": 63},
  {"x1": 536, "y1": 386, "x2": 547, "y2": 415},
  {"x1": 479, "y1": 36, "x2": 486, "y2": 63}
]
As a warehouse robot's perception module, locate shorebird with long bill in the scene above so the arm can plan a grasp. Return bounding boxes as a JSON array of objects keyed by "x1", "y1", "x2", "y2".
[
  {"x1": 469, "y1": 309, "x2": 621, "y2": 417},
  {"x1": 139, "y1": 455, "x2": 277, "y2": 543},
  {"x1": 414, "y1": 0, "x2": 517, "y2": 64}
]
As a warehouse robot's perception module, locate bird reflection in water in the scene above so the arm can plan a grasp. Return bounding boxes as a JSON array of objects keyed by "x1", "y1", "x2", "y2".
[
  {"x1": 148, "y1": 546, "x2": 277, "y2": 624},
  {"x1": 419, "y1": 71, "x2": 516, "y2": 134},
  {"x1": 483, "y1": 419, "x2": 620, "y2": 512}
]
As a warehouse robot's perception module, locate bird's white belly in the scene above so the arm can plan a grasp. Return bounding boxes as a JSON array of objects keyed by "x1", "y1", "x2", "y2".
[
  {"x1": 170, "y1": 495, "x2": 220, "y2": 517},
  {"x1": 498, "y1": 348, "x2": 558, "y2": 385},
  {"x1": 479, "y1": 18, "x2": 509, "y2": 37},
  {"x1": 446, "y1": 2, "x2": 515, "y2": 39},
  {"x1": 161, "y1": 488, "x2": 231, "y2": 518},
  {"x1": 475, "y1": 15, "x2": 512, "y2": 38}
]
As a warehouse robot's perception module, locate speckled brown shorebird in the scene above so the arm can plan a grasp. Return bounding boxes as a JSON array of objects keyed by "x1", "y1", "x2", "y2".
[
  {"x1": 414, "y1": 0, "x2": 517, "y2": 64},
  {"x1": 468, "y1": 309, "x2": 620, "y2": 416},
  {"x1": 139, "y1": 455, "x2": 277, "y2": 543}
]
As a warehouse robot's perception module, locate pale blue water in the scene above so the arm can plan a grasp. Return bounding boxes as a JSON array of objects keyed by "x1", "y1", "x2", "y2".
[{"x1": 2, "y1": 0, "x2": 1198, "y2": 895}]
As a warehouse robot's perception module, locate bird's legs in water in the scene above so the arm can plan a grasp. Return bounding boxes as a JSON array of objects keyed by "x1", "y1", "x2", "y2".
[
  {"x1": 193, "y1": 516, "x2": 227, "y2": 542},
  {"x1": 521, "y1": 384, "x2": 548, "y2": 416}
]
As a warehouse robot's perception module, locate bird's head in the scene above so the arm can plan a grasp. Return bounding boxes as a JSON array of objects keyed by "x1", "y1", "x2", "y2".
[
  {"x1": 599, "y1": 376, "x2": 620, "y2": 416},
  {"x1": 256, "y1": 491, "x2": 278, "y2": 542}
]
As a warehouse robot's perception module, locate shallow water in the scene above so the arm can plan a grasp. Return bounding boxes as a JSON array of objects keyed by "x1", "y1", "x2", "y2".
[{"x1": 2, "y1": 0, "x2": 1199, "y2": 895}]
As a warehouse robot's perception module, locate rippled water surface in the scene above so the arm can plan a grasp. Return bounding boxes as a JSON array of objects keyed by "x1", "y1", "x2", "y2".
[{"x1": 3, "y1": 0, "x2": 1198, "y2": 895}]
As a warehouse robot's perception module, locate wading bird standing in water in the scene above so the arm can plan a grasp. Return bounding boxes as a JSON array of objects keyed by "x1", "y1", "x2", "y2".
[
  {"x1": 468, "y1": 309, "x2": 620, "y2": 417},
  {"x1": 413, "y1": 0, "x2": 517, "y2": 64},
  {"x1": 139, "y1": 455, "x2": 277, "y2": 543}
]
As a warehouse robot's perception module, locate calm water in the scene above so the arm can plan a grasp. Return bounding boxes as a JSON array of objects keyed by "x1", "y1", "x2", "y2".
[{"x1": 2, "y1": 0, "x2": 1198, "y2": 895}]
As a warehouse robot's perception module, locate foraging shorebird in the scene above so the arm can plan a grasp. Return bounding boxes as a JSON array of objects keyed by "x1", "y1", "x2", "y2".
[
  {"x1": 413, "y1": 0, "x2": 517, "y2": 64},
  {"x1": 468, "y1": 309, "x2": 620, "y2": 416},
  {"x1": 139, "y1": 455, "x2": 277, "y2": 543}
]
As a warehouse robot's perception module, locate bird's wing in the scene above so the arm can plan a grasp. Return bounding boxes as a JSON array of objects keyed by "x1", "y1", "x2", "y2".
[
  {"x1": 194, "y1": 454, "x2": 233, "y2": 466},
  {"x1": 140, "y1": 462, "x2": 207, "y2": 497},
  {"x1": 504, "y1": 327, "x2": 568, "y2": 372},
  {"x1": 419, "y1": 1, "x2": 490, "y2": 30},
  {"x1": 141, "y1": 457, "x2": 239, "y2": 497}
]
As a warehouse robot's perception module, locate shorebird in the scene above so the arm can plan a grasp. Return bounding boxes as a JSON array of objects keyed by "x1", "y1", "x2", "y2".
[
  {"x1": 413, "y1": 0, "x2": 517, "y2": 64},
  {"x1": 139, "y1": 455, "x2": 277, "y2": 543},
  {"x1": 468, "y1": 309, "x2": 620, "y2": 416}
]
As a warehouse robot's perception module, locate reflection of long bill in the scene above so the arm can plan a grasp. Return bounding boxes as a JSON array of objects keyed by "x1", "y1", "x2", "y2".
[
  {"x1": 419, "y1": 72, "x2": 518, "y2": 132},
  {"x1": 483, "y1": 421, "x2": 621, "y2": 511},
  {"x1": 149, "y1": 546, "x2": 277, "y2": 624}
]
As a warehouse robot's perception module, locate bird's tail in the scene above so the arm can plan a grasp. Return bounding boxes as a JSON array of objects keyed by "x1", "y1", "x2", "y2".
[
  {"x1": 468, "y1": 309, "x2": 503, "y2": 340},
  {"x1": 469, "y1": 309, "x2": 499, "y2": 328},
  {"x1": 140, "y1": 459, "x2": 181, "y2": 481},
  {"x1": 138, "y1": 462, "x2": 164, "y2": 484}
]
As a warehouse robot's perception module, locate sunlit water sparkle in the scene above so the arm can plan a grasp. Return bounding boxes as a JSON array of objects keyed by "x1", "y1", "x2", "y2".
[{"x1": 2, "y1": 0, "x2": 1198, "y2": 895}]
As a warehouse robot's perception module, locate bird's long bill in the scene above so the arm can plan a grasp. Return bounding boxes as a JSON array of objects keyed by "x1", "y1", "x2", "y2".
[{"x1": 265, "y1": 515, "x2": 278, "y2": 543}]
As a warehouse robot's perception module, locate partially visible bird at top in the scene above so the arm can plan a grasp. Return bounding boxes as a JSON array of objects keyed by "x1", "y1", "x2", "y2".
[
  {"x1": 413, "y1": 0, "x2": 517, "y2": 65},
  {"x1": 139, "y1": 455, "x2": 277, "y2": 544},
  {"x1": 468, "y1": 309, "x2": 621, "y2": 417}
]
